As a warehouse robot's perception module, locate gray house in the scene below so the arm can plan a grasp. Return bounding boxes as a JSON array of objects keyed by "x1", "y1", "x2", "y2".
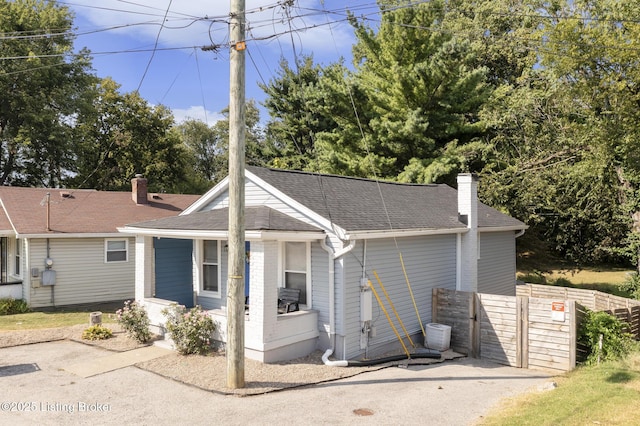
[{"x1": 121, "y1": 167, "x2": 526, "y2": 362}]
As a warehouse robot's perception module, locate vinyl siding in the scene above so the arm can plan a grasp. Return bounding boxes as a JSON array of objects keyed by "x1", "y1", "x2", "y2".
[
  {"x1": 28, "y1": 237, "x2": 135, "y2": 308},
  {"x1": 478, "y1": 231, "x2": 517, "y2": 296},
  {"x1": 201, "y1": 181, "x2": 327, "y2": 230},
  {"x1": 342, "y1": 235, "x2": 457, "y2": 359},
  {"x1": 311, "y1": 241, "x2": 329, "y2": 330}
]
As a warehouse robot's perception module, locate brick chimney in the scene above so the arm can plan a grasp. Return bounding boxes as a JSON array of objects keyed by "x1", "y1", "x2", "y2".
[
  {"x1": 131, "y1": 174, "x2": 148, "y2": 205},
  {"x1": 457, "y1": 173, "x2": 478, "y2": 292}
]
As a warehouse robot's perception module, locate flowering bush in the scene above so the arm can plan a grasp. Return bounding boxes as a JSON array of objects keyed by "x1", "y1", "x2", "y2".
[
  {"x1": 82, "y1": 325, "x2": 113, "y2": 340},
  {"x1": 162, "y1": 305, "x2": 216, "y2": 355},
  {"x1": 116, "y1": 300, "x2": 151, "y2": 343}
]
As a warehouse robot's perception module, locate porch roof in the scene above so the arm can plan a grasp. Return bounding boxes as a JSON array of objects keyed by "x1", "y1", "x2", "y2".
[{"x1": 122, "y1": 206, "x2": 324, "y2": 239}]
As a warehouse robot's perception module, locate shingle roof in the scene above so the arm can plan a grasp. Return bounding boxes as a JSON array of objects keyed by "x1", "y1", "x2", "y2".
[
  {"x1": 0, "y1": 187, "x2": 200, "y2": 235},
  {"x1": 247, "y1": 166, "x2": 525, "y2": 232},
  {"x1": 129, "y1": 206, "x2": 322, "y2": 233}
]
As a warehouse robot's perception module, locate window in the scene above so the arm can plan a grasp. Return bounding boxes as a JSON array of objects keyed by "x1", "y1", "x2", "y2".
[
  {"x1": 283, "y1": 242, "x2": 309, "y2": 306},
  {"x1": 202, "y1": 240, "x2": 220, "y2": 295},
  {"x1": 105, "y1": 239, "x2": 128, "y2": 262},
  {"x1": 14, "y1": 238, "x2": 21, "y2": 276}
]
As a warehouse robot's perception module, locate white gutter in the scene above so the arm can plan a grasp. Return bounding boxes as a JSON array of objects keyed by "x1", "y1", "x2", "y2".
[
  {"x1": 17, "y1": 232, "x2": 127, "y2": 239},
  {"x1": 117, "y1": 227, "x2": 324, "y2": 241},
  {"x1": 320, "y1": 237, "x2": 356, "y2": 367}
]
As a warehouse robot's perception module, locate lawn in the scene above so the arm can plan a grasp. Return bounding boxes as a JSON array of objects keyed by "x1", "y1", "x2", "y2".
[
  {"x1": 479, "y1": 351, "x2": 640, "y2": 425},
  {"x1": 0, "y1": 310, "x2": 117, "y2": 331},
  {"x1": 517, "y1": 266, "x2": 634, "y2": 297}
]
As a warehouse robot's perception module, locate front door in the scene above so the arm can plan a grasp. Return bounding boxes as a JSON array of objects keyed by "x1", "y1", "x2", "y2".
[{"x1": 154, "y1": 238, "x2": 194, "y2": 307}]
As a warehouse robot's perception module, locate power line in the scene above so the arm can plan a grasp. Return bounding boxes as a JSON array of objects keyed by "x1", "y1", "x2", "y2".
[{"x1": 136, "y1": 0, "x2": 174, "y2": 92}]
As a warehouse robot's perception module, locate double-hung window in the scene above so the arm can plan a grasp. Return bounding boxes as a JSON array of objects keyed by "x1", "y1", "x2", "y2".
[
  {"x1": 14, "y1": 238, "x2": 21, "y2": 276},
  {"x1": 283, "y1": 241, "x2": 309, "y2": 307},
  {"x1": 105, "y1": 239, "x2": 128, "y2": 262},
  {"x1": 202, "y1": 240, "x2": 220, "y2": 296}
]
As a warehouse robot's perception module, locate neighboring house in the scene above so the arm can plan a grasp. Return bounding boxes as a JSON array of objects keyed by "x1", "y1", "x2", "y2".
[
  {"x1": 0, "y1": 176, "x2": 199, "y2": 308},
  {"x1": 121, "y1": 167, "x2": 527, "y2": 362}
]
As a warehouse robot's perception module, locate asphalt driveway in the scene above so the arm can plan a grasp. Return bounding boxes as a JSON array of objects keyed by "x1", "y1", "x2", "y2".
[{"x1": 0, "y1": 340, "x2": 553, "y2": 425}]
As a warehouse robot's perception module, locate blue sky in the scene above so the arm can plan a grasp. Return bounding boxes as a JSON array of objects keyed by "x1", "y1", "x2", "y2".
[{"x1": 64, "y1": 1, "x2": 378, "y2": 124}]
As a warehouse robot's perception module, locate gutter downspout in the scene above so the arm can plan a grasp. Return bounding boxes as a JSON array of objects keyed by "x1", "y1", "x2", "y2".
[{"x1": 321, "y1": 237, "x2": 355, "y2": 367}]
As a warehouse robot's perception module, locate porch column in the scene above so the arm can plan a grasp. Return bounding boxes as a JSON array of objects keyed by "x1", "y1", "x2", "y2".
[{"x1": 134, "y1": 235, "x2": 154, "y2": 302}]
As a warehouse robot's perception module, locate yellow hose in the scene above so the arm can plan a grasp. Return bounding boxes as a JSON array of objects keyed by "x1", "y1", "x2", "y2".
[
  {"x1": 368, "y1": 280, "x2": 410, "y2": 357},
  {"x1": 373, "y1": 270, "x2": 415, "y2": 348},
  {"x1": 398, "y1": 252, "x2": 425, "y2": 337}
]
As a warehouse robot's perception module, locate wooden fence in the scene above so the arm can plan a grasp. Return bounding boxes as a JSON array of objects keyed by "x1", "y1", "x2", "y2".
[
  {"x1": 517, "y1": 283, "x2": 640, "y2": 339},
  {"x1": 432, "y1": 288, "x2": 578, "y2": 372}
]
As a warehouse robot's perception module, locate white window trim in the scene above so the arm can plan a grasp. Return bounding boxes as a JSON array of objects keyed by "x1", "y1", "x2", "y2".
[
  {"x1": 105, "y1": 238, "x2": 129, "y2": 263},
  {"x1": 199, "y1": 239, "x2": 221, "y2": 298},
  {"x1": 279, "y1": 241, "x2": 311, "y2": 309},
  {"x1": 12, "y1": 238, "x2": 22, "y2": 278}
]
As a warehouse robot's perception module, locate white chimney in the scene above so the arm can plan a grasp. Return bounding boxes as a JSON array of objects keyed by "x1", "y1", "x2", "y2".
[
  {"x1": 131, "y1": 174, "x2": 148, "y2": 205},
  {"x1": 457, "y1": 173, "x2": 478, "y2": 292}
]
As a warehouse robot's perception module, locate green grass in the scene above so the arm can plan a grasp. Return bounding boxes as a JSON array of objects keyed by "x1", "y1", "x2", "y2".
[
  {"x1": 0, "y1": 310, "x2": 117, "y2": 331},
  {"x1": 479, "y1": 351, "x2": 640, "y2": 425},
  {"x1": 517, "y1": 266, "x2": 635, "y2": 298}
]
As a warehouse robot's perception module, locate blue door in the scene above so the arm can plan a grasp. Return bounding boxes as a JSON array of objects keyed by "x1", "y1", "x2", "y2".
[{"x1": 154, "y1": 238, "x2": 194, "y2": 308}]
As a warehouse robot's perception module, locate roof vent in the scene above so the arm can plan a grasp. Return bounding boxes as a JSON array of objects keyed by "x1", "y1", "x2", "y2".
[{"x1": 60, "y1": 191, "x2": 73, "y2": 199}]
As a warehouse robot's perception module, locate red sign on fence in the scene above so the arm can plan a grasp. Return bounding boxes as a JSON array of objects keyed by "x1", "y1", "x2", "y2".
[{"x1": 551, "y1": 301, "x2": 565, "y2": 321}]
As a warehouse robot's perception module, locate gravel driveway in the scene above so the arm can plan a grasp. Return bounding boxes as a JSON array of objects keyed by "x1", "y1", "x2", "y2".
[{"x1": 0, "y1": 339, "x2": 554, "y2": 425}]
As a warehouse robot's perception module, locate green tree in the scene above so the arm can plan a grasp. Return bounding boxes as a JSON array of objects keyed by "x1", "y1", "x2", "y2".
[
  {"x1": 0, "y1": 0, "x2": 96, "y2": 187},
  {"x1": 260, "y1": 56, "x2": 339, "y2": 170},
  {"x1": 70, "y1": 78, "x2": 188, "y2": 192},
  {"x1": 480, "y1": 0, "x2": 640, "y2": 265},
  {"x1": 174, "y1": 100, "x2": 266, "y2": 187},
  {"x1": 203, "y1": 99, "x2": 266, "y2": 185}
]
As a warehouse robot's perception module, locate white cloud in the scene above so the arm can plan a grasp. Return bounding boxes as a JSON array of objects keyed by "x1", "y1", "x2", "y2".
[{"x1": 171, "y1": 106, "x2": 223, "y2": 124}]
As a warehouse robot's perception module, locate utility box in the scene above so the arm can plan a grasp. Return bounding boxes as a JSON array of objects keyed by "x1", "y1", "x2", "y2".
[{"x1": 42, "y1": 269, "x2": 56, "y2": 286}]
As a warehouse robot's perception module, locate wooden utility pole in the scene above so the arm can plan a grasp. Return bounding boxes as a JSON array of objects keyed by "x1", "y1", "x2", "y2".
[{"x1": 227, "y1": 0, "x2": 246, "y2": 389}]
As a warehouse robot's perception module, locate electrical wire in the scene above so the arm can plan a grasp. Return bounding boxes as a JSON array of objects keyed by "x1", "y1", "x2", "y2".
[{"x1": 136, "y1": 0, "x2": 174, "y2": 92}]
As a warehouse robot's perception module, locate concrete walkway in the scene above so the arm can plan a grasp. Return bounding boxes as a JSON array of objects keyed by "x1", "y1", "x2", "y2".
[{"x1": 63, "y1": 345, "x2": 172, "y2": 378}]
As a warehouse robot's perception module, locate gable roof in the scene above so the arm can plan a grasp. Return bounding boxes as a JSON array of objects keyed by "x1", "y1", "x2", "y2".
[
  {"x1": 124, "y1": 167, "x2": 525, "y2": 240},
  {"x1": 246, "y1": 166, "x2": 525, "y2": 233},
  {"x1": 0, "y1": 187, "x2": 199, "y2": 237}
]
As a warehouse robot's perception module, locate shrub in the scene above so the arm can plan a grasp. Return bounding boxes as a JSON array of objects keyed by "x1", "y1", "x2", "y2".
[
  {"x1": 578, "y1": 309, "x2": 635, "y2": 365},
  {"x1": 0, "y1": 298, "x2": 30, "y2": 315},
  {"x1": 82, "y1": 325, "x2": 113, "y2": 340},
  {"x1": 620, "y1": 272, "x2": 640, "y2": 300},
  {"x1": 116, "y1": 300, "x2": 151, "y2": 343},
  {"x1": 162, "y1": 305, "x2": 216, "y2": 355},
  {"x1": 517, "y1": 271, "x2": 546, "y2": 284}
]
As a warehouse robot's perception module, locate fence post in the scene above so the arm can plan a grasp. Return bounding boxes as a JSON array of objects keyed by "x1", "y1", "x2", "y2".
[
  {"x1": 569, "y1": 300, "x2": 577, "y2": 370},
  {"x1": 516, "y1": 296, "x2": 529, "y2": 368},
  {"x1": 471, "y1": 292, "x2": 480, "y2": 358}
]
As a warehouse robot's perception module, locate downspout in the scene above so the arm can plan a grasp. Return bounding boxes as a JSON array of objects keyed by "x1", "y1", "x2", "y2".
[{"x1": 321, "y1": 237, "x2": 355, "y2": 367}]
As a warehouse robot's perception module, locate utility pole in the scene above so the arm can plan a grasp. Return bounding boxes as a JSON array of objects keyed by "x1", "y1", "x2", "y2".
[{"x1": 227, "y1": 0, "x2": 246, "y2": 389}]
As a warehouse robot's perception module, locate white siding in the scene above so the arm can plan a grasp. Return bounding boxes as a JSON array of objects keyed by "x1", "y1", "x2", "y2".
[
  {"x1": 478, "y1": 231, "x2": 517, "y2": 296},
  {"x1": 341, "y1": 235, "x2": 457, "y2": 359},
  {"x1": 28, "y1": 237, "x2": 135, "y2": 308},
  {"x1": 200, "y1": 181, "x2": 331, "y2": 232},
  {"x1": 311, "y1": 241, "x2": 330, "y2": 340}
]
